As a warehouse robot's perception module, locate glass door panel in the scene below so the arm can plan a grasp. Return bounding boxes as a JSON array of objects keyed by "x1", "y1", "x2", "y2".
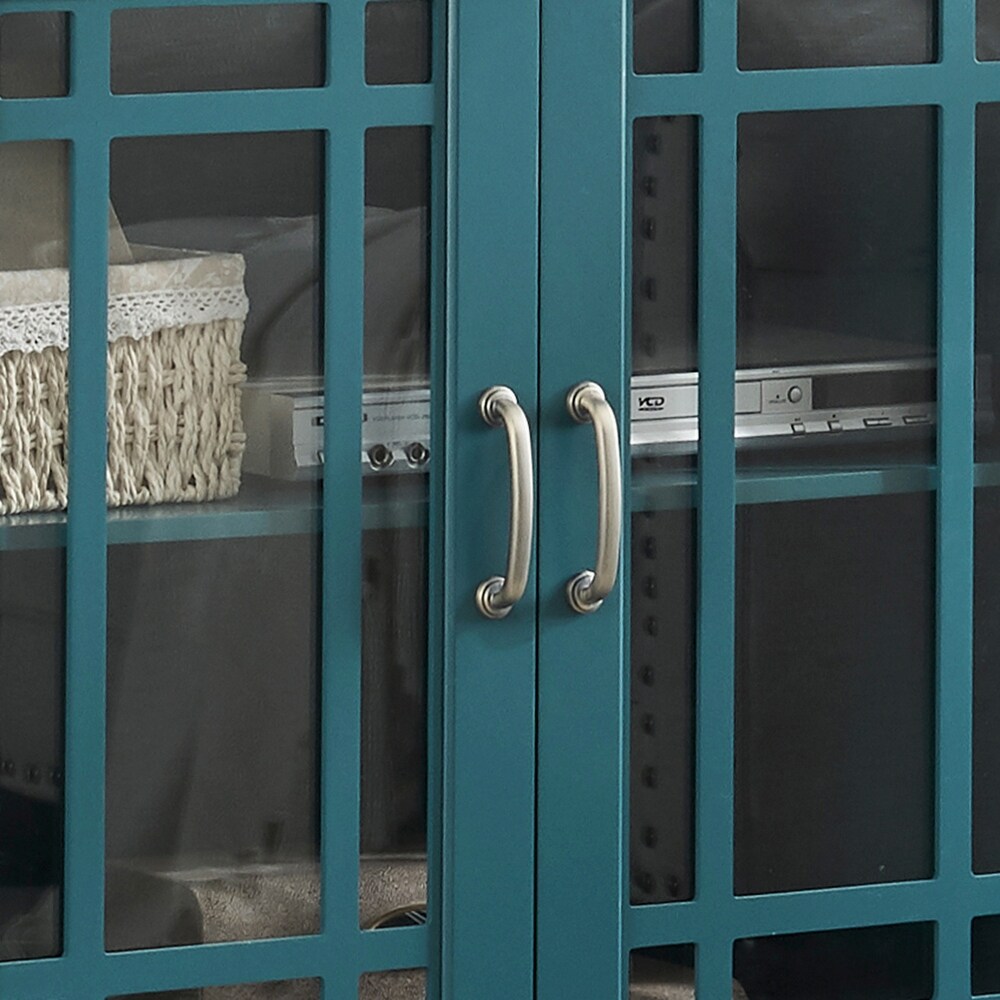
[
  {"x1": 540, "y1": 0, "x2": 979, "y2": 997},
  {"x1": 734, "y1": 493, "x2": 935, "y2": 895},
  {"x1": 733, "y1": 104, "x2": 938, "y2": 896},
  {"x1": 735, "y1": 106, "x2": 937, "y2": 471},
  {"x1": 0, "y1": 135, "x2": 71, "y2": 963},
  {"x1": 104, "y1": 126, "x2": 327, "y2": 950},
  {"x1": 0, "y1": 0, "x2": 532, "y2": 996}
]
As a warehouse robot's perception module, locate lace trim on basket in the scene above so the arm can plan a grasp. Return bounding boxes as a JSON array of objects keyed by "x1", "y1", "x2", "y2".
[{"x1": 0, "y1": 252, "x2": 249, "y2": 355}]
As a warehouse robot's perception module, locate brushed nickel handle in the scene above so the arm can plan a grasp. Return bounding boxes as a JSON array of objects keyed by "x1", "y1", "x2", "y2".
[
  {"x1": 476, "y1": 386, "x2": 534, "y2": 619},
  {"x1": 566, "y1": 381, "x2": 622, "y2": 614}
]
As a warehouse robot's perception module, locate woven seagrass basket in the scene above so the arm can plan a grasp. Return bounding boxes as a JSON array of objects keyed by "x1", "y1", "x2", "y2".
[{"x1": 0, "y1": 248, "x2": 249, "y2": 514}]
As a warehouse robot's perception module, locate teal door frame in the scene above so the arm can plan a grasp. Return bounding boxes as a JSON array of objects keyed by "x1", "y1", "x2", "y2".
[
  {"x1": 536, "y1": 1, "x2": 990, "y2": 997},
  {"x1": 442, "y1": 1, "x2": 539, "y2": 999},
  {"x1": 0, "y1": 1, "x2": 540, "y2": 997}
]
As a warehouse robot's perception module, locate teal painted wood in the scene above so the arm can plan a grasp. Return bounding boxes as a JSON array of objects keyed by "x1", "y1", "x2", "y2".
[
  {"x1": 535, "y1": 4, "x2": 628, "y2": 1000},
  {"x1": 934, "y1": 0, "x2": 978, "y2": 990},
  {"x1": 63, "y1": 5, "x2": 114, "y2": 992},
  {"x1": 538, "y1": 1, "x2": 1000, "y2": 998},
  {"x1": 422, "y1": 0, "x2": 448, "y2": 993},
  {"x1": 0, "y1": 0, "x2": 448, "y2": 996},
  {"x1": 439, "y1": 0, "x2": 540, "y2": 997},
  {"x1": 321, "y1": 3, "x2": 369, "y2": 996}
]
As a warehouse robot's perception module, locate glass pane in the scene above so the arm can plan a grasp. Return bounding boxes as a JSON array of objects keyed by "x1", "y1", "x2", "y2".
[
  {"x1": 633, "y1": 0, "x2": 698, "y2": 75},
  {"x1": 737, "y1": 107, "x2": 937, "y2": 470},
  {"x1": 735, "y1": 494, "x2": 935, "y2": 895},
  {"x1": 733, "y1": 923, "x2": 934, "y2": 999},
  {"x1": 974, "y1": 487, "x2": 1000, "y2": 872},
  {"x1": 632, "y1": 118, "x2": 697, "y2": 379},
  {"x1": 629, "y1": 117, "x2": 697, "y2": 905},
  {"x1": 738, "y1": 0, "x2": 935, "y2": 70},
  {"x1": 360, "y1": 127, "x2": 430, "y2": 924},
  {"x1": 359, "y1": 969, "x2": 426, "y2": 1000},
  {"x1": 977, "y1": 105, "x2": 1000, "y2": 462},
  {"x1": 366, "y1": 1, "x2": 431, "y2": 84},
  {"x1": 979, "y1": 2, "x2": 1000, "y2": 61},
  {"x1": 630, "y1": 945, "x2": 749, "y2": 998},
  {"x1": 104, "y1": 131, "x2": 324, "y2": 950},
  {"x1": 111, "y1": 5, "x2": 326, "y2": 94},
  {"x1": 0, "y1": 139, "x2": 72, "y2": 962},
  {"x1": 0, "y1": 549, "x2": 64, "y2": 961},
  {"x1": 973, "y1": 915, "x2": 1000, "y2": 995},
  {"x1": 112, "y1": 979, "x2": 322, "y2": 999},
  {"x1": 733, "y1": 106, "x2": 937, "y2": 896},
  {"x1": 0, "y1": 12, "x2": 68, "y2": 97}
]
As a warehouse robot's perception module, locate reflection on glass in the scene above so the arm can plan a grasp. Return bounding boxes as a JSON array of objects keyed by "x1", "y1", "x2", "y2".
[
  {"x1": 359, "y1": 969, "x2": 426, "y2": 1000},
  {"x1": 974, "y1": 488, "x2": 1000, "y2": 873},
  {"x1": 733, "y1": 923, "x2": 934, "y2": 999},
  {"x1": 738, "y1": 0, "x2": 935, "y2": 70},
  {"x1": 737, "y1": 107, "x2": 937, "y2": 469},
  {"x1": 629, "y1": 510, "x2": 695, "y2": 905},
  {"x1": 113, "y1": 979, "x2": 322, "y2": 999},
  {"x1": 0, "y1": 550, "x2": 65, "y2": 962},
  {"x1": 366, "y1": 1, "x2": 431, "y2": 84},
  {"x1": 360, "y1": 127, "x2": 430, "y2": 925},
  {"x1": 973, "y1": 915, "x2": 1000, "y2": 995},
  {"x1": 976, "y1": 105, "x2": 1000, "y2": 461},
  {"x1": 735, "y1": 494, "x2": 935, "y2": 895},
  {"x1": 0, "y1": 12, "x2": 68, "y2": 97},
  {"x1": 111, "y1": 5, "x2": 326, "y2": 94},
  {"x1": 633, "y1": 0, "x2": 698, "y2": 75},
  {"x1": 105, "y1": 131, "x2": 324, "y2": 950}
]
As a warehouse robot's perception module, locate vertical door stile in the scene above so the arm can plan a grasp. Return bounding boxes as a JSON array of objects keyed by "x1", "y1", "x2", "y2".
[
  {"x1": 442, "y1": 0, "x2": 539, "y2": 998},
  {"x1": 935, "y1": 0, "x2": 977, "y2": 986},
  {"x1": 692, "y1": 108, "x2": 738, "y2": 1000},
  {"x1": 691, "y1": 7, "x2": 739, "y2": 991},
  {"x1": 64, "y1": 1, "x2": 112, "y2": 985},
  {"x1": 321, "y1": 1, "x2": 365, "y2": 993},
  {"x1": 536, "y1": 0, "x2": 628, "y2": 998}
]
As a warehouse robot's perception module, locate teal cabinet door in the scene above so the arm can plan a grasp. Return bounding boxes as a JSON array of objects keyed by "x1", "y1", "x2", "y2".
[
  {"x1": 0, "y1": 2, "x2": 538, "y2": 998},
  {"x1": 536, "y1": 1, "x2": 997, "y2": 998}
]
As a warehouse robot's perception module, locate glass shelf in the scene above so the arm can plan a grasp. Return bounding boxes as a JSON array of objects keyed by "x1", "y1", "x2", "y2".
[
  {"x1": 0, "y1": 473, "x2": 427, "y2": 550},
  {"x1": 0, "y1": 463, "x2": 996, "y2": 550},
  {"x1": 633, "y1": 461, "x2": 1000, "y2": 513}
]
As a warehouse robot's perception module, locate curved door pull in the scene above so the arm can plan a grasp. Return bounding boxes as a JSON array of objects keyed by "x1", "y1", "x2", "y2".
[
  {"x1": 476, "y1": 386, "x2": 534, "y2": 619},
  {"x1": 566, "y1": 381, "x2": 622, "y2": 614}
]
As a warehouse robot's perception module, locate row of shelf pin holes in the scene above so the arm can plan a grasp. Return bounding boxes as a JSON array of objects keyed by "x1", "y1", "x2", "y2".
[
  {"x1": 632, "y1": 517, "x2": 685, "y2": 902},
  {"x1": 0, "y1": 757, "x2": 62, "y2": 787}
]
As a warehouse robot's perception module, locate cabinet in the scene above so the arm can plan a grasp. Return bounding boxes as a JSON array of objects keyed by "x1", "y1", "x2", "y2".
[{"x1": 1, "y1": 2, "x2": 999, "y2": 999}]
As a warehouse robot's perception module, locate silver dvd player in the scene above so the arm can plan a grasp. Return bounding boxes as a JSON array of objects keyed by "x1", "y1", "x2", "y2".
[
  {"x1": 633, "y1": 355, "x2": 994, "y2": 454},
  {"x1": 242, "y1": 376, "x2": 432, "y2": 479},
  {"x1": 241, "y1": 354, "x2": 993, "y2": 478}
]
